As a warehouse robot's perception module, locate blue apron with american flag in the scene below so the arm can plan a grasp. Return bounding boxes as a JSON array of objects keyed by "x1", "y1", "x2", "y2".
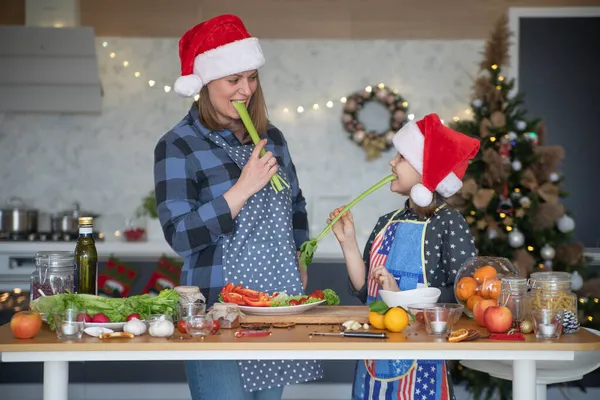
[{"x1": 353, "y1": 211, "x2": 451, "y2": 400}]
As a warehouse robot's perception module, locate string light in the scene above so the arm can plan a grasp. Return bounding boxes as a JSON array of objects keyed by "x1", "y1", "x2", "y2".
[
  {"x1": 496, "y1": 85, "x2": 502, "y2": 90},
  {"x1": 527, "y1": 245, "x2": 534, "y2": 251},
  {"x1": 498, "y1": 76, "x2": 505, "y2": 82},
  {"x1": 98, "y1": 42, "x2": 470, "y2": 122},
  {"x1": 506, "y1": 226, "x2": 513, "y2": 231},
  {"x1": 588, "y1": 316, "x2": 594, "y2": 322},
  {"x1": 499, "y1": 212, "x2": 506, "y2": 219},
  {"x1": 491, "y1": 64, "x2": 498, "y2": 70},
  {"x1": 490, "y1": 137, "x2": 497, "y2": 142},
  {"x1": 595, "y1": 298, "x2": 599, "y2": 303}
]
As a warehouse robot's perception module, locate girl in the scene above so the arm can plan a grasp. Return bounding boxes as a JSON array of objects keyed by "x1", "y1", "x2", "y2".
[{"x1": 329, "y1": 113, "x2": 480, "y2": 400}]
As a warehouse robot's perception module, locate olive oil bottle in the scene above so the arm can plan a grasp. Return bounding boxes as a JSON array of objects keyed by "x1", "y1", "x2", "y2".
[{"x1": 75, "y1": 217, "x2": 98, "y2": 295}]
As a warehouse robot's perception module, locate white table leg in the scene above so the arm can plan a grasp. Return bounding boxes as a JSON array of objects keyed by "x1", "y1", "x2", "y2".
[
  {"x1": 512, "y1": 360, "x2": 536, "y2": 400},
  {"x1": 536, "y1": 383, "x2": 547, "y2": 400},
  {"x1": 44, "y1": 361, "x2": 69, "y2": 400}
]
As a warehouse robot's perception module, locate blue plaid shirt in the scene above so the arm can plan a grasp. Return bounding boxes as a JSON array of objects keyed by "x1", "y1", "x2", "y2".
[{"x1": 154, "y1": 103, "x2": 309, "y2": 304}]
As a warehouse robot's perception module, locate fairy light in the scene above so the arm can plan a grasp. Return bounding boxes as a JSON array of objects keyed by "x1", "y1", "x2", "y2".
[
  {"x1": 491, "y1": 64, "x2": 498, "y2": 70},
  {"x1": 490, "y1": 137, "x2": 497, "y2": 142},
  {"x1": 527, "y1": 245, "x2": 534, "y2": 251},
  {"x1": 465, "y1": 109, "x2": 472, "y2": 115},
  {"x1": 123, "y1": 61, "x2": 129, "y2": 67},
  {"x1": 402, "y1": 101, "x2": 409, "y2": 107},
  {"x1": 470, "y1": 211, "x2": 476, "y2": 216},
  {"x1": 496, "y1": 85, "x2": 502, "y2": 90},
  {"x1": 499, "y1": 212, "x2": 506, "y2": 219},
  {"x1": 588, "y1": 316, "x2": 594, "y2": 322},
  {"x1": 498, "y1": 76, "x2": 505, "y2": 81},
  {"x1": 408, "y1": 114, "x2": 415, "y2": 121},
  {"x1": 326, "y1": 101, "x2": 333, "y2": 108},
  {"x1": 134, "y1": 72, "x2": 140, "y2": 78},
  {"x1": 538, "y1": 263, "x2": 544, "y2": 268},
  {"x1": 453, "y1": 116, "x2": 460, "y2": 122},
  {"x1": 297, "y1": 106, "x2": 304, "y2": 113},
  {"x1": 506, "y1": 226, "x2": 513, "y2": 232},
  {"x1": 109, "y1": 52, "x2": 116, "y2": 58},
  {"x1": 340, "y1": 97, "x2": 347, "y2": 103},
  {"x1": 102, "y1": 41, "x2": 108, "y2": 47},
  {"x1": 377, "y1": 83, "x2": 385, "y2": 89},
  {"x1": 148, "y1": 80, "x2": 155, "y2": 87},
  {"x1": 312, "y1": 103, "x2": 319, "y2": 110},
  {"x1": 514, "y1": 188, "x2": 521, "y2": 193},
  {"x1": 365, "y1": 86, "x2": 372, "y2": 92},
  {"x1": 283, "y1": 108, "x2": 289, "y2": 113},
  {"x1": 163, "y1": 85, "x2": 171, "y2": 93},
  {"x1": 595, "y1": 298, "x2": 599, "y2": 303}
]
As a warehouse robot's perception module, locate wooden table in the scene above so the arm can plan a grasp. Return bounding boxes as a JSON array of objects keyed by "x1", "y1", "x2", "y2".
[{"x1": 2, "y1": 313, "x2": 599, "y2": 400}]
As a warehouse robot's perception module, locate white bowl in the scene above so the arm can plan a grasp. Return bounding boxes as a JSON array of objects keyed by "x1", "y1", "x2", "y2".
[{"x1": 379, "y1": 288, "x2": 441, "y2": 308}]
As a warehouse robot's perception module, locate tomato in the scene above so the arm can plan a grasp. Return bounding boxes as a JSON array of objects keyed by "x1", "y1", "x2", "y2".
[
  {"x1": 177, "y1": 319, "x2": 187, "y2": 334},
  {"x1": 415, "y1": 312, "x2": 425, "y2": 324},
  {"x1": 309, "y1": 290, "x2": 324, "y2": 300},
  {"x1": 289, "y1": 299, "x2": 300, "y2": 306},
  {"x1": 211, "y1": 320, "x2": 221, "y2": 334},
  {"x1": 298, "y1": 297, "x2": 307, "y2": 304}
]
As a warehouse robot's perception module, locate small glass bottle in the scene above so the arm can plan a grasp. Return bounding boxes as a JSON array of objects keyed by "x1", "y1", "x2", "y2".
[
  {"x1": 498, "y1": 276, "x2": 531, "y2": 325},
  {"x1": 75, "y1": 217, "x2": 98, "y2": 295}
]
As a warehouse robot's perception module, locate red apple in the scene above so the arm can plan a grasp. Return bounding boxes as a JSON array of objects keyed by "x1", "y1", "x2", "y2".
[
  {"x1": 10, "y1": 311, "x2": 43, "y2": 339},
  {"x1": 484, "y1": 306, "x2": 513, "y2": 333},
  {"x1": 473, "y1": 299, "x2": 497, "y2": 327}
]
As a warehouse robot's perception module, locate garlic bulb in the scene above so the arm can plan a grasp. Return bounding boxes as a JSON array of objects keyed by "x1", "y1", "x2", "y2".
[
  {"x1": 123, "y1": 318, "x2": 147, "y2": 336},
  {"x1": 149, "y1": 320, "x2": 175, "y2": 338}
]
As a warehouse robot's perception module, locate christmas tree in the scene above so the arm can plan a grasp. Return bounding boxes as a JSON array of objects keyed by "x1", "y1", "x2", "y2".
[{"x1": 447, "y1": 14, "x2": 599, "y2": 399}]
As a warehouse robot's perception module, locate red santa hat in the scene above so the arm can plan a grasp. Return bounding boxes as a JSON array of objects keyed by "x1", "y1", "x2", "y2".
[
  {"x1": 392, "y1": 113, "x2": 481, "y2": 207},
  {"x1": 174, "y1": 14, "x2": 265, "y2": 97}
]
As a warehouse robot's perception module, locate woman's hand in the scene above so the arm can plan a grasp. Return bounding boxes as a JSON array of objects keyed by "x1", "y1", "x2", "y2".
[
  {"x1": 370, "y1": 266, "x2": 400, "y2": 292},
  {"x1": 235, "y1": 139, "x2": 279, "y2": 198},
  {"x1": 328, "y1": 206, "x2": 356, "y2": 247}
]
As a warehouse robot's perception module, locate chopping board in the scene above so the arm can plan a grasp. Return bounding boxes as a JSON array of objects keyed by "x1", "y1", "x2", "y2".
[{"x1": 240, "y1": 306, "x2": 369, "y2": 325}]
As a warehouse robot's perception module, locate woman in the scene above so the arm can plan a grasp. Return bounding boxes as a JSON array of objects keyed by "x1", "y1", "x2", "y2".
[
  {"x1": 154, "y1": 14, "x2": 322, "y2": 400},
  {"x1": 329, "y1": 114, "x2": 480, "y2": 399}
]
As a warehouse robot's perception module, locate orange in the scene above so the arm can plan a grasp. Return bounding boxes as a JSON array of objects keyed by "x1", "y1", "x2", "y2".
[
  {"x1": 480, "y1": 277, "x2": 499, "y2": 299},
  {"x1": 368, "y1": 311, "x2": 386, "y2": 330},
  {"x1": 456, "y1": 277, "x2": 477, "y2": 301},
  {"x1": 448, "y1": 328, "x2": 469, "y2": 343},
  {"x1": 473, "y1": 265, "x2": 497, "y2": 285},
  {"x1": 489, "y1": 280, "x2": 502, "y2": 300},
  {"x1": 466, "y1": 295, "x2": 483, "y2": 311},
  {"x1": 383, "y1": 307, "x2": 409, "y2": 333}
]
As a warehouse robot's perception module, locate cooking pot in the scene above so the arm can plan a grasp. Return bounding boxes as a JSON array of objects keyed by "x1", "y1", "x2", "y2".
[
  {"x1": 0, "y1": 197, "x2": 38, "y2": 234},
  {"x1": 51, "y1": 202, "x2": 100, "y2": 234}
]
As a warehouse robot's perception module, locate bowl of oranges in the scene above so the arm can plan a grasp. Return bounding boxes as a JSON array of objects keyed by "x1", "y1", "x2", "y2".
[{"x1": 454, "y1": 256, "x2": 519, "y2": 318}]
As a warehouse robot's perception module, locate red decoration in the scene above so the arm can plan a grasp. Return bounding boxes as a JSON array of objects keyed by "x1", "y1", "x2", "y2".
[
  {"x1": 142, "y1": 255, "x2": 183, "y2": 296},
  {"x1": 98, "y1": 257, "x2": 139, "y2": 298}
]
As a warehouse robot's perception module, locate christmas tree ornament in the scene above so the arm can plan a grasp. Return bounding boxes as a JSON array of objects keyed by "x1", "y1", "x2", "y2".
[
  {"x1": 507, "y1": 131, "x2": 518, "y2": 141},
  {"x1": 512, "y1": 160, "x2": 522, "y2": 171},
  {"x1": 557, "y1": 310, "x2": 580, "y2": 334},
  {"x1": 571, "y1": 271, "x2": 583, "y2": 291},
  {"x1": 508, "y1": 228, "x2": 525, "y2": 248},
  {"x1": 557, "y1": 215, "x2": 575, "y2": 233},
  {"x1": 543, "y1": 260, "x2": 553, "y2": 270},
  {"x1": 549, "y1": 172, "x2": 560, "y2": 182},
  {"x1": 488, "y1": 229, "x2": 498, "y2": 239},
  {"x1": 519, "y1": 320, "x2": 533, "y2": 334},
  {"x1": 515, "y1": 120, "x2": 527, "y2": 131},
  {"x1": 540, "y1": 244, "x2": 556, "y2": 261},
  {"x1": 496, "y1": 183, "x2": 514, "y2": 215},
  {"x1": 518, "y1": 196, "x2": 531, "y2": 208},
  {"x1": 472, "y1": 99, "x2": 483, "y2": 108}
]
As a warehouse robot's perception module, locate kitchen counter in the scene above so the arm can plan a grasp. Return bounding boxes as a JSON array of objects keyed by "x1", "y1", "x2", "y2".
[{"x1": 1, "y1": 312, "x2": 600, "y2": 400}]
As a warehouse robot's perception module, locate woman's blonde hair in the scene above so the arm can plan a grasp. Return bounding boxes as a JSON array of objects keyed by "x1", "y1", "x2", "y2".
[{"x1": 197, "y1": 76, "x2": 269, "y2": 135}]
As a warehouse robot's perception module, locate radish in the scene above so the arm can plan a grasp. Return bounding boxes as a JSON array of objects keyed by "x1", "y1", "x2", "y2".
[
  {"x1": 126, "y1": 313, "x2": 141, "y2": 321},
  {"x1": 77, "y1": 313, "x2": 92, "y2": 322},
  {"x1": 92, "y1": 313, "x2": 110, "y2": 323}
]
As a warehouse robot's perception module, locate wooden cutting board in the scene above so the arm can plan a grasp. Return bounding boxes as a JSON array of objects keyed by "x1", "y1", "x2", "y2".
[{"x1": 240, "y1": 306, "x2": 369, "y2": 325}]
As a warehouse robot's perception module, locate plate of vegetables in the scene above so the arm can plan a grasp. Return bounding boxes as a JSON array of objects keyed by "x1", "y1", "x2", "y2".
[{"x1": 219, "y1": 283, "x2": 340, "y2": 316}]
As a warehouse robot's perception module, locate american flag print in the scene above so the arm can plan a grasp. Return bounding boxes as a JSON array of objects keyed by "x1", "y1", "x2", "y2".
[
  {"x1": 353, "y1": 360, "x2": 450, "y2": 400},
  {"x1": 367, "y1": 222, "x2": 400, "y2": 302}
]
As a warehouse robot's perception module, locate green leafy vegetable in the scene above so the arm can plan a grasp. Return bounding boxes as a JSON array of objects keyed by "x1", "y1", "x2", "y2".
[
  {"x1": 299, "y1": 174, "x2": 396, "y2": 269},
  {"x1": 323, "y1": 289, "x2": 340, "y2": 306},
  {"x1": 31, "y1": 289, "x2": 179, "y2": 330},
  {"x1": 232, "y1": 101, "x2": 290, "y2": 193}
]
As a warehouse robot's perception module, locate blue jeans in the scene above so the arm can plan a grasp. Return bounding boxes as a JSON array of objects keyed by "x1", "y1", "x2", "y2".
[{"x1": 185, "y1": 360, "x2": 285, "y2": 400}]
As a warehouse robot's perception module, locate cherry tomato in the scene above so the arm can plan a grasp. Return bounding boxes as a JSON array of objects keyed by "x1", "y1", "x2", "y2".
[
  {"x1": 289, "y1": 299, "x2": 300, "y2": 306},
  {"x1": 211, "y1": 320, "x2": 221, "y2": 334},
  {"x1": 177, "y1": 319, "x2": 187, "y2": 334},
  {"x1": 415, "y1": 312, "x2": 425, "y2": 324}
]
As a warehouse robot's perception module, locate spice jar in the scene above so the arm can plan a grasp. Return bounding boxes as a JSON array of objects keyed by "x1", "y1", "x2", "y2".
[
  {"x1": 30, "y1": 251, "x2": 76, "y2": 302},
  {"x1": 207, "y1": 303, "x2": 242, "y2": 329},
  {"x1": 528, "y1": 271, "x2": 579, "y2": 333},
  {"x1": 498, "y1": 276, "x2": 532, "y2": 325},
  {"x1": 174, "y1": 286, "x2": 206, "y2": 305}
]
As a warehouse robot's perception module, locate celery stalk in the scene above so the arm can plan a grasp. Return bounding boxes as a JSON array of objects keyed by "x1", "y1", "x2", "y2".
[
  {"x1": 232, "y1": 101, "x2": 290, "y2": 192},
  {"x1": 299, "y1": 174, "x2": 396, "y2": 269}
]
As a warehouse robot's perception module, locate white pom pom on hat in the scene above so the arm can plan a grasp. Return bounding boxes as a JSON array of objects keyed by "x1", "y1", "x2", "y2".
[
  {"x1": 174, "y1": 14, "x2": 265, "y2": 98},
  {"x1": 392, "y1": 114, "x2": 481, "y2": 206}
]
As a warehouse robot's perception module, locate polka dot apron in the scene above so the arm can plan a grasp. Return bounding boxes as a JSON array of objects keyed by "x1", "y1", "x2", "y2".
[{"x1": 209, "y1": 132, "x2": 323, "y2": 392}]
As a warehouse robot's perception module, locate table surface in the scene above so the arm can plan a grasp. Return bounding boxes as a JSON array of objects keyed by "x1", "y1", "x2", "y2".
[{"x1": 2, "y1": 316, "x2": 599, "y2": 353}]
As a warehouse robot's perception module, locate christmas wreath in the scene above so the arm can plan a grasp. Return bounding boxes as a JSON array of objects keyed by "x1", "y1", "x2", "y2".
[{"x1": 342, "y1": 84, "x2": 410, "y2": 160}]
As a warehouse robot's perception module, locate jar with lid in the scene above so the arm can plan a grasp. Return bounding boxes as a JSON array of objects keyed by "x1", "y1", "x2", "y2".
[
  {"x1": 30, "y1": 251, "x2": 76, "y2": 302},
  {"x1": 498, "y1": 276, "x2": 532, "y2": 325},
  {"x1": 528, "y1": 271, "x2": 579, "y2": 333}
]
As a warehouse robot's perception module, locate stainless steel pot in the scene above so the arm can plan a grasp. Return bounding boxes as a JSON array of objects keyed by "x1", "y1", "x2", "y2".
[
  {"x1": 51, "y1": 202, "x2": 100, "y2": 234},
  {"x1": 0, "y1": 197, "x2": 38, "y2": 234}
]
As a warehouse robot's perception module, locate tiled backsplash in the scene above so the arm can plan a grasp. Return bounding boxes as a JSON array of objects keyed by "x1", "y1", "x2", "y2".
[{"x1": 0, "y1": 38, "x2": 483, "y2": 249}]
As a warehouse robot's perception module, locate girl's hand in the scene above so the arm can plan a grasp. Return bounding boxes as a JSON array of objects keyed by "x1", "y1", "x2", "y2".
[
  {"x1": 235, "y1": 139, "x2": 278, "y2": 198},
  {"x1": 328, "y1": 206, "x2": 356, "y2": 246},
  {"x1": 370, "y1": 265, "x2": 400, "y2": 292}
]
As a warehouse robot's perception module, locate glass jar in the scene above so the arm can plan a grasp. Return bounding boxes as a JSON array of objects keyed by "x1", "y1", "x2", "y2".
[
  {"x1": 528, "y1": 271, "x2": 578, "y2": 333},
  {"x1": 498, "y1": 276, "x2": 532, "y2": 325},
  {"x1": 454, "y1": 256, "x2": 520, "y2": 318},
  {"x1": 30, "y1": 251, "x2": 76, "y2": 303}
]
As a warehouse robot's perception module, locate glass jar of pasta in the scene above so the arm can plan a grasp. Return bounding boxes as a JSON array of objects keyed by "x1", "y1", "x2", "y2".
[{"x1": 528, "y1": 271, "x2": 579, "y2": 334}]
